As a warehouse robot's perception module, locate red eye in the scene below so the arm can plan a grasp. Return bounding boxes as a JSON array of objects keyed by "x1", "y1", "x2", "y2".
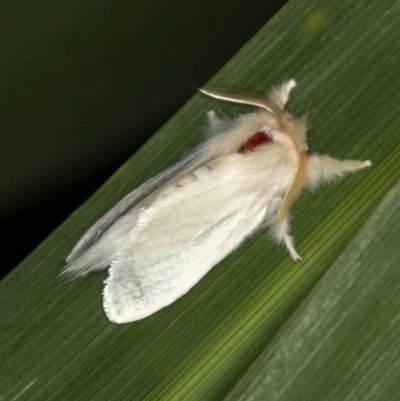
[{"x1": 241, "y1": 131, "x2": 272, "y2": 152}]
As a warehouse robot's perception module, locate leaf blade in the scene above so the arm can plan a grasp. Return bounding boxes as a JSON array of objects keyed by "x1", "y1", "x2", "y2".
[{"x1": 2, "y1": 0, "x2": 400, "y2": 399}]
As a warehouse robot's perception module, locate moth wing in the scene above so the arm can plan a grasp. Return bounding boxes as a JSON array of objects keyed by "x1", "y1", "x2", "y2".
[
  {"x1": 103, "y1": 155, "x2": 277, "y2": 323},
  {"x1": 66, "y1": 152, "x2": 201, "y2": 263}
]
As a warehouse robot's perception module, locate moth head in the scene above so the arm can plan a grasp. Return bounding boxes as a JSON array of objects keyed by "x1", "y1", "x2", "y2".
[
  {"x1": 199, "y1": 84, "x2": 308, "y2": 152},
  {"x1": 274, "y1": 113, "x2": 308, "y2": 152}
]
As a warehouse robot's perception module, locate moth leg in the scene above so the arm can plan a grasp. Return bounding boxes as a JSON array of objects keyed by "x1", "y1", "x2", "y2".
[
  {"x1": 307, "y1": 155, "x2": 371, "y2": 188},
  {"x1": 207, "y1": 110, "x2": 222, "y2": 130},
  {"x1": 268, "y1": 79, "x2": 297, "y2": 110},
  {"x1": 275, "y1": 218, "x2": 301, "y2": 261}
]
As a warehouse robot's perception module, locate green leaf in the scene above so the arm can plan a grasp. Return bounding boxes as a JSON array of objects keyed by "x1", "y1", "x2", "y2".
[
  {"x1": 2, "y1": 0, "x2": 400, "y2": 400},
  {"x1": 226, "y1": 180, "x2": 400, "y2": 401}
]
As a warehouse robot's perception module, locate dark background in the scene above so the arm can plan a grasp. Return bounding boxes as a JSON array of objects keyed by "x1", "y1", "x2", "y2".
[{"x1": 1, "y1": 0, "x2": 288, "y2": 279}]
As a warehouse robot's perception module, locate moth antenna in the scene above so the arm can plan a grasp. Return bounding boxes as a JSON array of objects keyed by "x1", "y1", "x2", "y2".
[
  {"x1": 278, "y1": 151, "x2": 308, "y2": 222},
  {"x1": 199, "y1": 87, "x2": 280, "y2": 115}
]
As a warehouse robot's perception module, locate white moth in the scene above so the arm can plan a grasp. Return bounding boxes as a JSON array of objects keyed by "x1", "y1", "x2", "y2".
[{"x1": 65, "y1": 80, "x2": 371, "y2": 324}]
